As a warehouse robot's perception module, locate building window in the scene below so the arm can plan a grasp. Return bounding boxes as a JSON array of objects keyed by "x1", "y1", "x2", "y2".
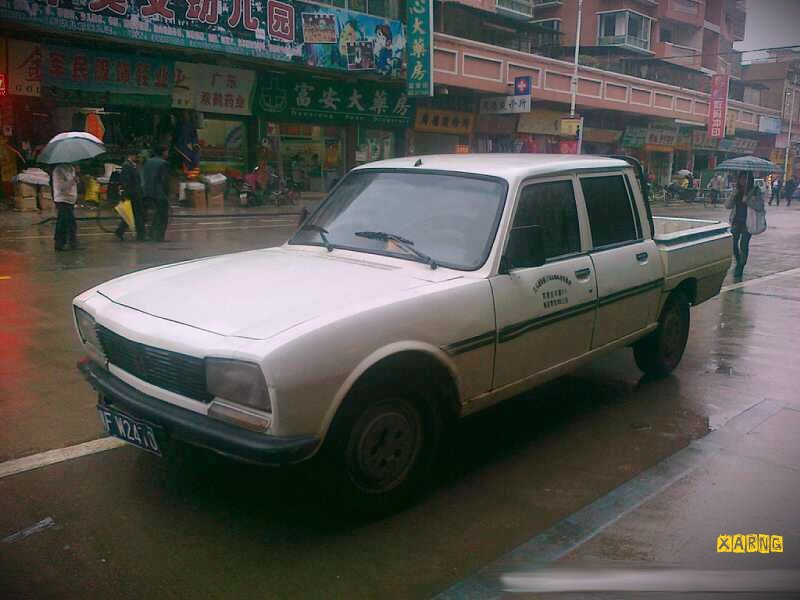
[
  {"x1": 533, "y1": 19, "x2": 561, "y2": 31},
  {"x1": 598, "y1": 11, "x2": 651, "y2": 51},
  {"x1": 496, "y1": 0, "x2": 535, "y2": 18},
  {"x1": 318, "y1": 0, "x2": 399, "y2": 19}
]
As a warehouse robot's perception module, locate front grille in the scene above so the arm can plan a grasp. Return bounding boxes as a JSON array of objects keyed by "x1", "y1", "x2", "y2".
[{"x1": 95, "y1": 325, "x2": 212, "y2": 402}]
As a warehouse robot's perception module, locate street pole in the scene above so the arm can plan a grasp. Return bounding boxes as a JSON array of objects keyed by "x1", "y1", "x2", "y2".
[
  {"x1": 570, "y1": 0, "x2": 583, "y2": 153},
  {"x1": 784, "y1": 70, "x2": 797, "y2": 180}
]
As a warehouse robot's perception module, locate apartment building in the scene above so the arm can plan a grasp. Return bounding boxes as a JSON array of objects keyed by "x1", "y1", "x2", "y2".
[{"x1": 423, "y1": 0, "x2": 781, "y2": 184}]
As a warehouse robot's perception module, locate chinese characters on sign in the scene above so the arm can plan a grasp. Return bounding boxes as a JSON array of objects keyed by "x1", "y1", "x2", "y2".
[
  {"x1": 173, "y1": 62, "x2": 255, "y2": 115},
  {"x1": 479, "y1": 95, "x2": 531, "y2": 115},
  {"x1": 414, "y1": 109, "x2": 474, "y2": 134},
  {"x1": 8, "y1": 40, "x2": 41, "y2": 97},
  {"x1": 268, "y1": 0, "x2": 295, "y2": 43},
  {"x1": 480, "y1": 76, "x2": 532, "y2": 114},
  {"x1": 0, "y1": 0, "x2": 406, "y2": 79},
  {"x1": 256, "y1": 73, "x2": 412, "y2": 128},
  {"x1": 43, "y1": 46, "x2": 173, "y2": 98},
  {"x1": 707, "y1": 74, "x2": 729, "y2": 139},
  {"x1": 406, "y1": 0, "x2": 433, "y2": 96}
]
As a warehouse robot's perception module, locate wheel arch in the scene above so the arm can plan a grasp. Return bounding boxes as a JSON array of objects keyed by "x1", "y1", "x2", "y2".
[
  {"x1": 673, "y1": 277, "x2": 698, "y2": 305},
  {"x1": 319, "y1": 342, "x2": 462, "y2": 442}
]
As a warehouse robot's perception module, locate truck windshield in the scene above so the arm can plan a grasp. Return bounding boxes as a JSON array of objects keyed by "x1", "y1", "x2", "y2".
[{"x1": 290, "y1": 170, "x2": 507, "y2": 271}]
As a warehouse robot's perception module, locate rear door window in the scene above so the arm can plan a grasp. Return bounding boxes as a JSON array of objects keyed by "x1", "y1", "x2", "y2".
[{"x1": 580, "y1": 175, "x2": 639, "y2": 248}]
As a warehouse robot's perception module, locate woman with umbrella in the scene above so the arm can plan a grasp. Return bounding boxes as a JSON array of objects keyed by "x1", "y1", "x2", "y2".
[{"x1": 38, "y1": 132, "x2": 105, "y2": 251}]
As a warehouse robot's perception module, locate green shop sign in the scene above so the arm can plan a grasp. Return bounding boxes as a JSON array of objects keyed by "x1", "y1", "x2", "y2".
[
  {"x1": 256, "y1": 73, "x2": 412, "y2": 128},
  {"x1": 406, "y1": 0, "x2": 433, "y2": 97}
]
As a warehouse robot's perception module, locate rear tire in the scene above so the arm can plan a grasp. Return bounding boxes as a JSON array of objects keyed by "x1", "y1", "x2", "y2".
[
  {"x1": 319, "y1": 380, "x2": 440, "y2": 515},
  {"x1": 634, "y1": 291, "x2": 690, "y2": 378}
]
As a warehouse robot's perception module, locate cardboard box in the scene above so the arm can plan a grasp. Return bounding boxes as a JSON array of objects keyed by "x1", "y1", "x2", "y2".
[
  {"x1": 39, "y1": 186, "x2": 53, "y2": 202},
  {"x1": 207, "y1": 192, "x2": 225, "y2": 211},
  {"x1": 15, "y1": 181, "x2": 37, "y2": 198},
  {"x1": 14, "y1": 195, "x2": 38, "y2": 211},
  {"x1": 187, "y1": 184, "x2": 206, "y2": 209}
]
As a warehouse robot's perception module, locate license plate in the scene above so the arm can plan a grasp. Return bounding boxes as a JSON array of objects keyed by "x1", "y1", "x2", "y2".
[{"x1": 98, "y1": 407, "x2": 162, "y2": 456}]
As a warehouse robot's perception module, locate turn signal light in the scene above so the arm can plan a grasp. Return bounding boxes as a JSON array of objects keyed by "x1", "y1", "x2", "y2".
[{"x1": 208, "y1": 401, "x2": 271, "y2": 433}]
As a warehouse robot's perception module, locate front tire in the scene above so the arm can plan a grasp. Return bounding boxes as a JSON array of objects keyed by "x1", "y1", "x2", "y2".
[
  {"x1": 634, "y1": 291, "x2": 690, "y2": 378},
  {"x1": 320, "y1": 381, "x2": 439, "y2": 514}
]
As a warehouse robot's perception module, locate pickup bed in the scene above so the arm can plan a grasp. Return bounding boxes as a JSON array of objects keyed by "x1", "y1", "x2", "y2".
[{"x1": 74, "y1": 154, "x2": 732, "y2": 510}]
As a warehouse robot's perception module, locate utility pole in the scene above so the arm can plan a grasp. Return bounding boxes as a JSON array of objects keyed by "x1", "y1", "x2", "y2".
[
  {"x1": 570, "y1": 0, "x2": 584, "y2": 153},
  {"x1": 784, "y1": 70, "x2": 797, "y2": 180}
]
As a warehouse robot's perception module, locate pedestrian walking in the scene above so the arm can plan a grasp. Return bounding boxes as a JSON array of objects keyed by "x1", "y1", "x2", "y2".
[
  {"x1": 726, "y1": 171, "x2": 766, "y2": 279},
  {"x1": 142, "y1": 146, "x2": 171, "y2": 242},
  {"x1": 114, "y1": 152, "x2": 145, "y2": 241},
  {"x1": 52, "y1": 162, "x2": 79, "y2": 251},
  {"x1": 784, "y1": 177, "x2": 796, "y2": 207},
  {"x1": 707, "y1": 173, "x2": 725, "y2": 206},
  {"x1": 769, "y1": 177, "x2": 782, "y2": 206}
]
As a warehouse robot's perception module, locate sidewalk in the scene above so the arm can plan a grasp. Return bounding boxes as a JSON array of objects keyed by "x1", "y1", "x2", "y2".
[{"x1": 0, "y1": 197, "x2": 319, "y2": 232}]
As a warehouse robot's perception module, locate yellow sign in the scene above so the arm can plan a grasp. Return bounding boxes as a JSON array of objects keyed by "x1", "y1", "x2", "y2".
[
  {"x1": 717, "y1": 534, "x2": 783, "y2": 553},
  {"x1": 414, "y1": 109, "x2": 474, "y2": 135},
  {"x1": 725, "y1": 110, "x2": 737, "y2": 137},
  {"x1": 517, "y1": 108, "x2": 562, "y2": 135},
  {"x1": 559, "y1": 118, "x2": 581, "y2": 137}
]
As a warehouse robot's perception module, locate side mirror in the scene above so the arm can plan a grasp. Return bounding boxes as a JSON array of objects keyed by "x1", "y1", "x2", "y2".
[{"x1": 502, "y1": 225, "x2": 546, "y2": 273}]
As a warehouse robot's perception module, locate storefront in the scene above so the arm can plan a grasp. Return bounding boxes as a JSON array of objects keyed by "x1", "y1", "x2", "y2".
[
  {"x1": 473, "y1": 114, "x2": 519, "y2": 153},
  {"x1": 172, "y1": 62, "x2": 257, "y2": 174},
  {"x1": 410, "y1": 107, "x2": 474, "y2": 155},
  {"x1": 256, "y1": 71, "x2": 412, "y2": 194}
]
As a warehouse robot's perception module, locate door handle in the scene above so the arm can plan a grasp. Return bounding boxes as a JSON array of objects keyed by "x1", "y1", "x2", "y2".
[
  {"x1": 636, "y1": 252, "x2": 649, "y2": 262},
  {"x1": 575, "y1": 267, "x2": 591, "y2": 280}
]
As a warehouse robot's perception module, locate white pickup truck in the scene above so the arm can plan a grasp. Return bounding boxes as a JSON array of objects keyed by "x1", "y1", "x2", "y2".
[{"x1": 75, "y1": 155, "x2": 731, "y2": 510}]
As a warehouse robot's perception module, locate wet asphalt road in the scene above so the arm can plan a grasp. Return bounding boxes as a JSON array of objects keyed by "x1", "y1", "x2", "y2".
[{"x1": 1, "y1": 203, "x2": 799, "y2": 599}]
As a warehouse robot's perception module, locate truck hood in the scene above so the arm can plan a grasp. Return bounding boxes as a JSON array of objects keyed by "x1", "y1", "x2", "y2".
[{"x1": 96, "y1": 247, "x2": 459, "y2": 340}]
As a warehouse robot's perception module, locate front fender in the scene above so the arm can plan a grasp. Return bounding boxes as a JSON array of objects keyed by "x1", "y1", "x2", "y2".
[{"x1": 318, "y1": 341, "x2": 462, "y2": 440}]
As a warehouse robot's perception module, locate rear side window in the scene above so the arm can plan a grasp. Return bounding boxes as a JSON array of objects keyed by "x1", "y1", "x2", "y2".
[
  {"x1": 581, "y1": 175, "x2": 639, "y2": 248},
  {"x1": 513, "y1": 180, "x2": 581, "y2": 260}
]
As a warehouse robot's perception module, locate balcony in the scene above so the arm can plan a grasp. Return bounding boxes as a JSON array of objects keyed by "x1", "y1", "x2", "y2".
[
  {"x1": 496, "y1": 0, "x2": 534, "y2": 19},
  {"x1": 661, "y1": 42, "x2": 702, "y2": 70},
  {"x1": 533, "y1": 0, "x2": 562, "y2": 6},
  {"x1": 598, "y1": 34, "x2": 651, "y2": 52},
  {"x1": 659, "y1": 0, "x2": 704, "y2": 27}
]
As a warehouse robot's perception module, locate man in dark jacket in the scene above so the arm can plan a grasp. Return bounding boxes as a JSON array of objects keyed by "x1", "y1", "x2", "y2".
[
  {"x1": 784, "y1": 177, "x2": 797, "y2": 207},
  {"x1": 142, "y1": 146, "x2": 171, "y2": 242},
  {"x1": 114, "y1": 152, "x2": 144, "y2": 241}
]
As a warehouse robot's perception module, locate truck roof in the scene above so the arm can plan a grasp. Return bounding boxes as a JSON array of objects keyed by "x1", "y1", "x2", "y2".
[{"x1": 353, "y1": 154, "x2": 632, "y2": 180}]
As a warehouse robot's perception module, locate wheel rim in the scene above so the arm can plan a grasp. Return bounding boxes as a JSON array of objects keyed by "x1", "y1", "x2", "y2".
[
  {"x1": 661, "y1": 306, "x2": 686, "y2": 368},
  {"x1": 350, "y1": 402, "x2": 422, "y2": 494}
]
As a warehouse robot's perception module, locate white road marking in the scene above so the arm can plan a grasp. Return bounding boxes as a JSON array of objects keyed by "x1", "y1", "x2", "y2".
[
  {"x1": 3, "y1": 517, "x2": 56, "y2": 544},
  {"x1": 721, "y1": 265, "x2": 800, "y2": 293},
  {"x1": 0, "y1": 437, "x2": 126, "y2": 480}
]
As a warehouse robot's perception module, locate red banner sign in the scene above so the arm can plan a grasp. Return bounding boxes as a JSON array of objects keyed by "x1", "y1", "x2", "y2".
[{"x1": 707, "y1": 74, "x2": 729, "y2": 139}]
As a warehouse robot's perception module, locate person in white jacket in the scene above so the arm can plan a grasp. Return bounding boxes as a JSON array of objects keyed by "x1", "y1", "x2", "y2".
[
  {"x1": 725, "y1": 171, "x2": 765, "y2": 279},
  {"x1": 52, "y1": 163, "x2": 79, "y2": 251}
]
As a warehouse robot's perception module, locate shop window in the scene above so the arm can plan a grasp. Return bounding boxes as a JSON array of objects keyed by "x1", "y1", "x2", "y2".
[
  {"x1": 356, "y1": 129, "x2": 396, "y2": 164},
  {"x1": 198, "y1": 118, "x2": 248, "y2": 172},
  {"x1": 263, "y1": 122, "x2": 346, "y2": 194},
  {"x1": 581, "y1": 175, "x2": 639, "y2": 248},
  {"x1": 513, "y1": 180, "x2": 580, "y2": 260}
]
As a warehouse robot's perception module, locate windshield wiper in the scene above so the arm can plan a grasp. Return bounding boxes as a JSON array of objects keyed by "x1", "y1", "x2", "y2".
[
  {"x1": 299, "y1": 223, "x2": 334, "y2": 252},
  {"x1": 354, "y1": 231, "x2": 438, "y2": 270}
]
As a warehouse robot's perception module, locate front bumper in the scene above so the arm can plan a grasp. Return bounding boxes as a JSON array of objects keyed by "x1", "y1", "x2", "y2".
[{"x1": 79, "y1": 358, "x2": 319, "y2": 466}]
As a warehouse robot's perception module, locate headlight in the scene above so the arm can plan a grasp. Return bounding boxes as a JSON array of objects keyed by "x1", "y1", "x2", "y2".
[
  {"x1": 75, "y1": 307, "x2": 105, "y2": 362},
  {"x1": 205, "y1": 358, "x2": 271, "y2": 412}
]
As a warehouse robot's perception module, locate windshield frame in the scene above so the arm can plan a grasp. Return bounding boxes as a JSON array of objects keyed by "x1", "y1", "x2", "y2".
[{"x1": 288, "y1": 168, "x2": 510, "y2": 272}]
